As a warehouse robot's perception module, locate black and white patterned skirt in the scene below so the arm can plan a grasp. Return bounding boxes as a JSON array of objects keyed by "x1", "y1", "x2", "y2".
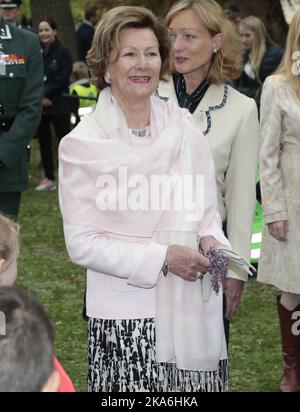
[{"x1": 88, "y1": 318, "x2": 228, "y2": 392}]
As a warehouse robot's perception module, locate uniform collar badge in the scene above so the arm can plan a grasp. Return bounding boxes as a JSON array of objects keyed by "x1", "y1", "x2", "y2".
[{"x1": 0, "y1": 24, "x2": 12, "y2": 40}]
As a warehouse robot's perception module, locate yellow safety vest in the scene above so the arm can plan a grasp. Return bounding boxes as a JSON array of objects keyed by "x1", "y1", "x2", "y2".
[{"x1": 69, "y1": 82, "x2": 98, "y2": 108}]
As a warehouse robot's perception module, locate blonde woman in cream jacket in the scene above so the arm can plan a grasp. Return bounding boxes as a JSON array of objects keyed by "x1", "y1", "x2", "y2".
[{"x1": 158, "y1": 0, "x2": 259, "y2": 333}]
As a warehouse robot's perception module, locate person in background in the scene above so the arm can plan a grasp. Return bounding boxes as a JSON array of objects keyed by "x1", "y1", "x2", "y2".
[
  {"x1": 0, "y1": 213, "x2": 76, "y2": 392},
  {"x1": 69, "y1": 61, "x2": 98, "y2": 125},
  {"x1": 76, "y1": 5, "x2": 101, "y2": 62},
  {"x1": 20, "y1": 14, "x2": 33, "y2": 31},
  {"x1": 75, "y1": 18, "x2": 83, "y2": 32},
  {"x1": 258, "y1": 10, "x2": 300, "y2": 392},
  {"x1": 60, "y1": 6, "x2": 231, "y2": 392},
  {"x1": 35, "y1": 17, "x2": 73, "y2": 192},
  {"x1": 0, "y1": 213, "x2": 19, "y2": 287},
  {"x1": 0, "y1": 287, "x2": 60, "y2": 392},
  {"x1": 225, "y1": 3, "x2": 241, "y2": 28},
  {"x1": 232, "y1": 15, "x2": 283, "y2": 110},
  {"x1": 158, "y1": 0, "x2": 259, "y2": 345},
  {"x1": 0, "y1": 8, "x2": 43, "y2": 219}
]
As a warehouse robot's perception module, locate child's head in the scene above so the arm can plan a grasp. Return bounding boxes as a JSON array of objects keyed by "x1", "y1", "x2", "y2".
[
  {"x1": 0, "y1": 286, "x2": 60, "y2": 392},
  {"x1": 0, "y1": 214, "x2": 19, "y2": 286},
  {"x1": 70, "y1": 61, "x2": 90, "y2": 82}
]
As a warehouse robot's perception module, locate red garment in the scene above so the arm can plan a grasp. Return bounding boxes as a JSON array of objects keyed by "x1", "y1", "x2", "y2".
[{"x1": 53, "y1": 356, "x2": 76, "y2": 392}]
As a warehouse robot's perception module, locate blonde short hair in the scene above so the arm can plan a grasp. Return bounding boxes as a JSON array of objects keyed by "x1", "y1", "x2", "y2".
[
  {"x1": 72, "y1": 61, "x2": 89, "y2": 80},
  {"x1": 0, "y1": 214, "x2": 19, "y2": 274},
  {"x1": 87, "y1": 6, "x2": 172, "y2": 90},
  {"x1": 165, "y1": 0, "x2": 242, "y2": 84}
]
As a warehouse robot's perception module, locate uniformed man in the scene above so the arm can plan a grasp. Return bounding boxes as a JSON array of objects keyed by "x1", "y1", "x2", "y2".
[
  {"x1": 0, "y1": 0, "x2": 21, "y2": 25},
  {"x1": 0, "y1": 7, "x2": 43, "y2": 219},
  {"x1": 0, "y1": 0, "x2": 33, "y2": 31}
]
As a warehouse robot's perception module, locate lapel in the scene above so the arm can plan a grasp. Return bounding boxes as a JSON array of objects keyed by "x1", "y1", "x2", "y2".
[
  {"x1": 158, "y1": 77, "x2": 228, "y2": 136},
  {"x1": 193, "y1": 84, "x2": 228, "y2": 136},
  {"x1": 193, "y1": 84, "x2": 225, "y2": 115},
  {"x1": 158, "y1": 76, "x2": 177, "y2": 103}
]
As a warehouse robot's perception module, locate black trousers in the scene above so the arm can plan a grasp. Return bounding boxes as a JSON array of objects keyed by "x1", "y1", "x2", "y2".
[
  {"x1": 37, "y1": 113, "x2": 70, "y2": 181},
  {"x1": 223, "y1": 294, "x2": 230, "y2": 349},
  {"x1": 222, "y1": 220, "x2": 230, "y2": 349},
  {"x1": 0, "y1": 192, "x2": 21, "y2": 220}
]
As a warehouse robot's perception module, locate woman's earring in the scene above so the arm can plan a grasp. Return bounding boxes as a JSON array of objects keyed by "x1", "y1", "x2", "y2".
[
  {"x1": 213, "y1": 49, "x2": 218, "y2": 53},
  {"x1": 104, "y1": 72, "x2": 112, "y2": 84}
]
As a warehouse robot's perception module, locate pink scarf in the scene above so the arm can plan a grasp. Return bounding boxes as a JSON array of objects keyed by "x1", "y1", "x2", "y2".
[{"x1": 59, "y1": 87, "x2": 228, "y2": 371}]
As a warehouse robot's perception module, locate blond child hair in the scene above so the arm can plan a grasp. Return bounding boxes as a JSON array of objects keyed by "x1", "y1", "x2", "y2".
[{"x1": 0, "y1": 214, "x2": 19, "y2": 286}]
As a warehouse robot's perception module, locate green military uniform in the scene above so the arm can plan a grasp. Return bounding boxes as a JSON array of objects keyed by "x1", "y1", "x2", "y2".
[{"x1": 0, "y1": 15, "x2": 43, "y2": 218}]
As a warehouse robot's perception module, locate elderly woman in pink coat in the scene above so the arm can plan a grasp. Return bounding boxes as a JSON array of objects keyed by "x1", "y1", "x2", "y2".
[{"x1": 59, "y1": 6, "x2": 231, "y2": 392}]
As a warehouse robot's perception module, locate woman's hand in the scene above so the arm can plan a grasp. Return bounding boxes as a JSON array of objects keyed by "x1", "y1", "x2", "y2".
[
  {"x1": 199, "y1": 236, "x2": 244, "y2": 319},
  {"x1": 199, "y1": 235, "x2": 222, "y2": 255},
  {"x1": 42, "y1": 97, "x2": 53, "y2": 107},
  {"x1": 223, "y1": 278, "x2": 244, "y2": 320},
  {"x1": 166, "y1": 244, "x2": 210, "y2": 282},
  {"x1": 267, "y1": 220, "x2": 288, "y2": 241}
]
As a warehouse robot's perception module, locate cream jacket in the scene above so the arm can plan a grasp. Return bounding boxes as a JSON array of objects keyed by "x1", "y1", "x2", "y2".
[
  {"x1": 258, "y1": 75, "x2": 300, "y2": 293},
  {"x1": 158, "y1": 80, "x2": 259, "y2": 281}
]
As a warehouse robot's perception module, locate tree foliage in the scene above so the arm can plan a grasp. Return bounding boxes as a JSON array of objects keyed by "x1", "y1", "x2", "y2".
[{"x1": 23, "y1": 0, "x2": 289, "y2": 55}]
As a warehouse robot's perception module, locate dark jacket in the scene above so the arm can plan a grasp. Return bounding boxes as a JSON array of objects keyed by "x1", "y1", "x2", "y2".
[
  {"x1": 0, "y1": 17, "x2": 44, "y2": 192},
  {"x1": 76, "y1": 22, "x2": 94, "y2": 61},
  {"x1": 42, "y1": 39, "x2": 73, "y2": 114},
  {"x1": 232, "y1": 44, "x2": 284, "y2": 104}
]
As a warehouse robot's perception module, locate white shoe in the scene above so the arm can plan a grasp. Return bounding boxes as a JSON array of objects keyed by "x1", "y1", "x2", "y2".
[{"x1": 35, "y1": 178, "x2": 56, "y2": 192}]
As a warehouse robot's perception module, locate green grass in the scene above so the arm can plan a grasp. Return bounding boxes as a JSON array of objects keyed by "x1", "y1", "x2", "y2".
[
  {"x1": 17, "y1": 140, "x2": 87, "y2": 392},
  {"x1": 16, "y1": 140, "x2": 282, "y2": 392}
]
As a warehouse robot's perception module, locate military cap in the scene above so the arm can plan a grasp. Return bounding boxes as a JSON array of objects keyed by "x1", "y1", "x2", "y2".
[{"x1": 0, "y1": 0, "x2": 22, "y2": 8}]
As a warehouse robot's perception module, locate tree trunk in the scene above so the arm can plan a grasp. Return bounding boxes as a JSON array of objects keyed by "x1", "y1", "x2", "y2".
[
  {"x1": 30, "y1": 0, "x2": 77, "y2": 60},
  {"x1": 93, "y1": 0, "x2": 178, "y2": 17},
  {"x1": 241, "y1": 0, "x2": 288, "y2": 47}
]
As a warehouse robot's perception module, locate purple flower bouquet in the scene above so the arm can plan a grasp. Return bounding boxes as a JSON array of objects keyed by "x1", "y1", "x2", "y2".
[
  {"x1": 203, "y1": 246, "x2": 256, "y2": 294},
  {"x1": 207, "y1": 248, "x2": 229, "y2": 294}
]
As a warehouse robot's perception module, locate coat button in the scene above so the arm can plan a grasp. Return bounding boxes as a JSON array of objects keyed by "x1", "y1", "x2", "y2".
[{"x1": 9, "y1": 72, "x2": 14, "y2": 78}]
